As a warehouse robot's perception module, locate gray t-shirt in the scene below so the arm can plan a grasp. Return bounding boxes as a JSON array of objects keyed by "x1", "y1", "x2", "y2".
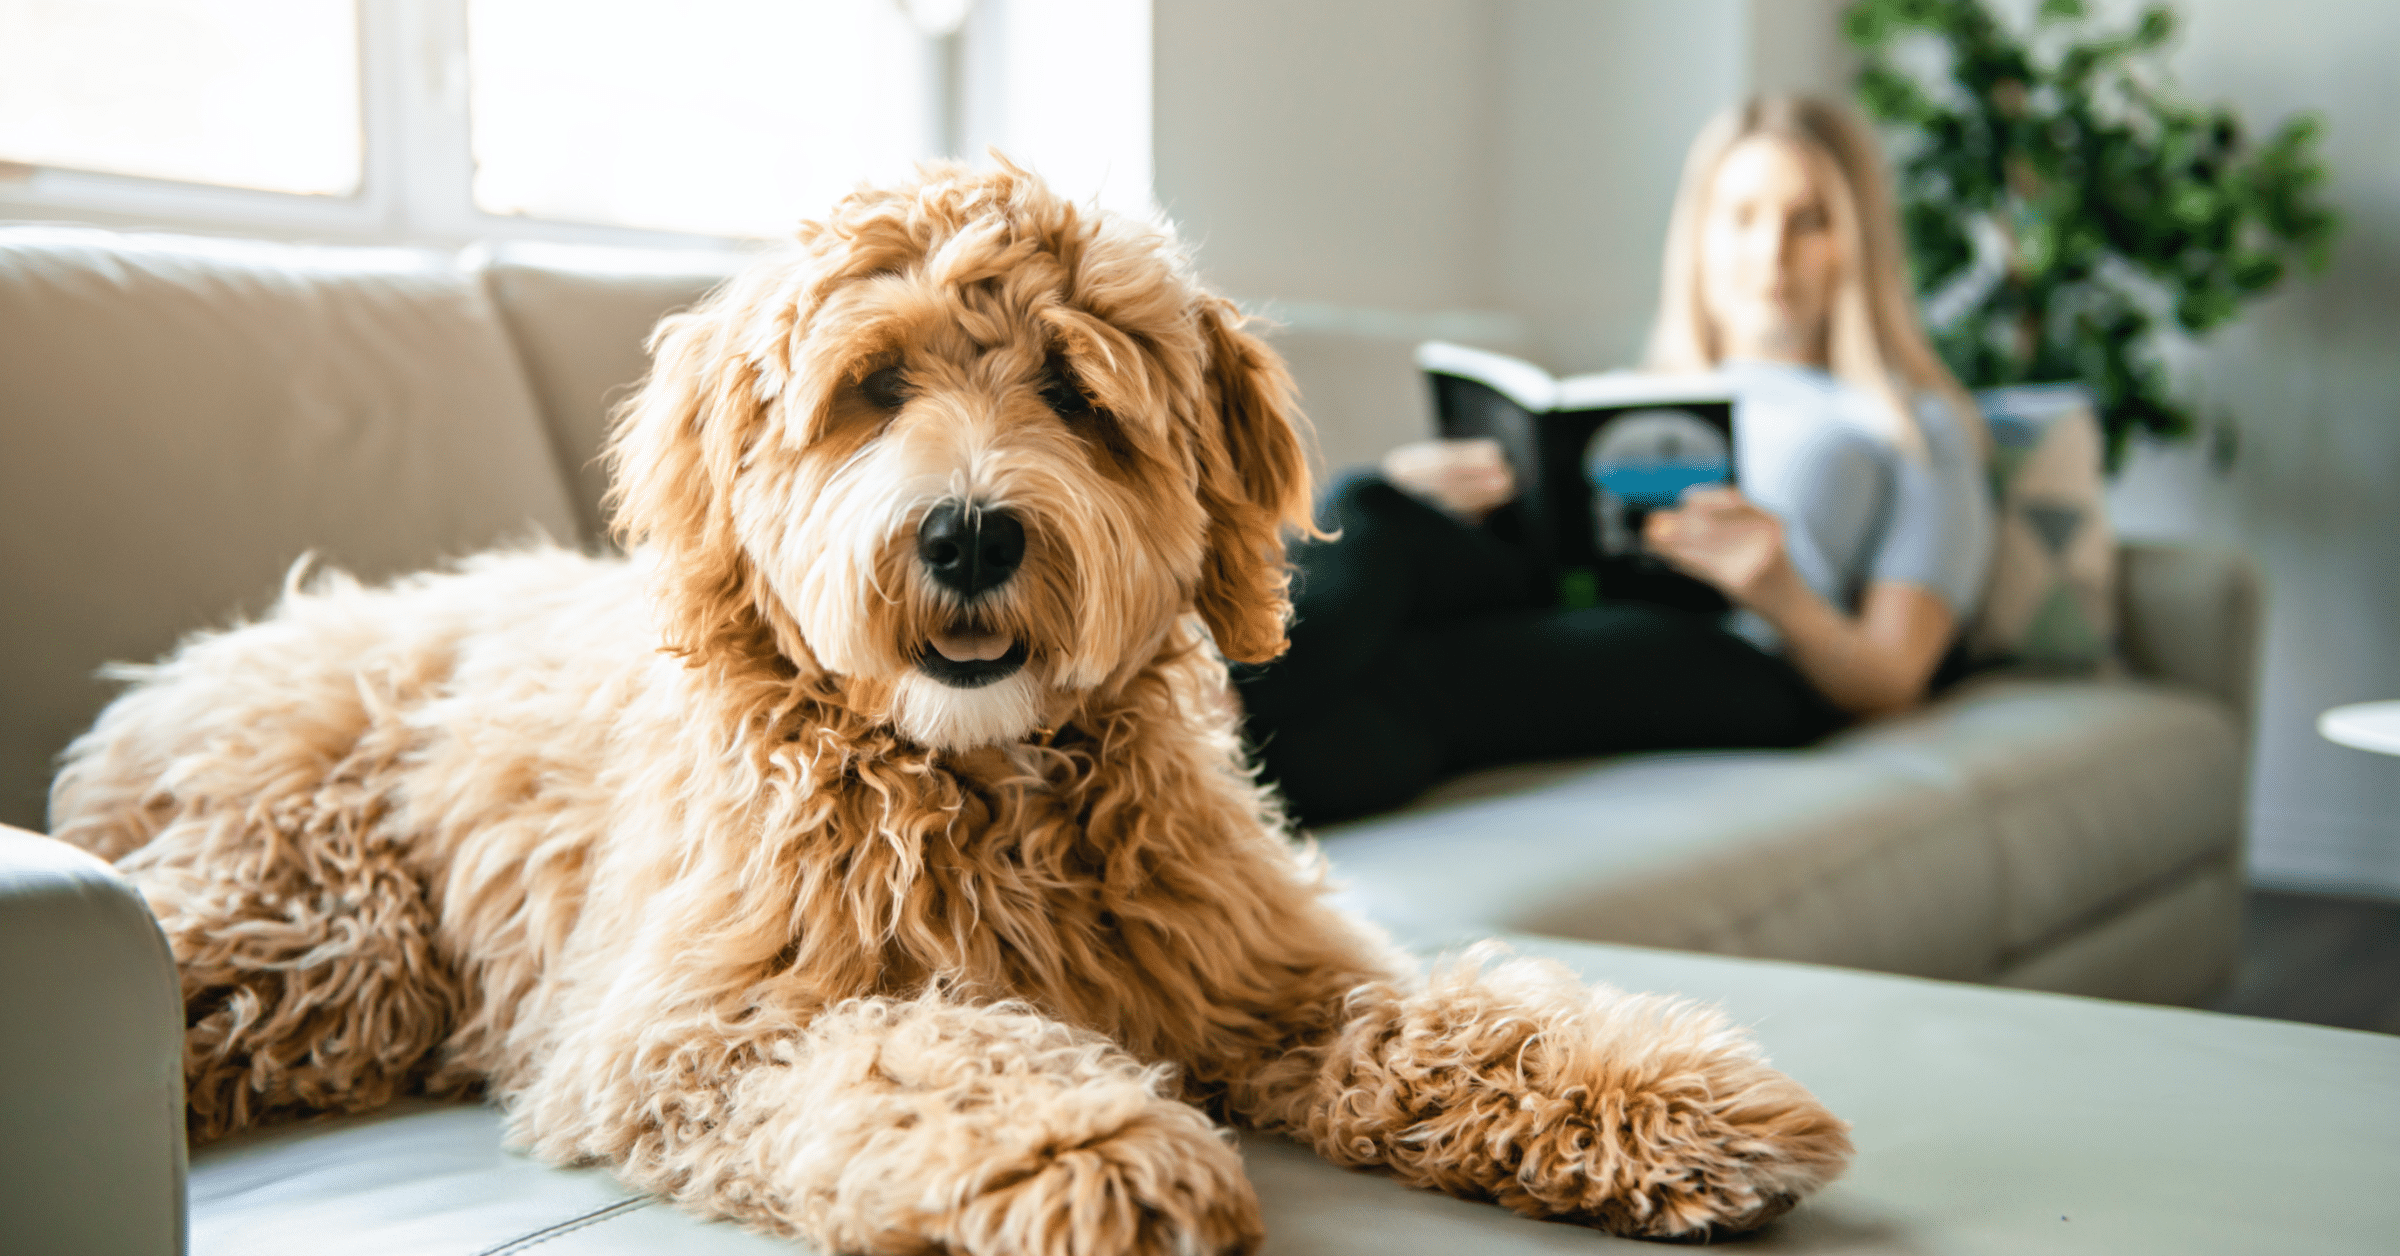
[{"x1": 1715, "y1": 359, "x2": 1993, "y2": 653}]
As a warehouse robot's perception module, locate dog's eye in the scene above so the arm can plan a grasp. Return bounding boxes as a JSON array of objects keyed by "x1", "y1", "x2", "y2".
[
  {"x1": 1039, "y1": 367, "x2": 1095, "y2": 421},
  {"x1": 860, "y1": 365, "x2": 909, "y2": 410}
]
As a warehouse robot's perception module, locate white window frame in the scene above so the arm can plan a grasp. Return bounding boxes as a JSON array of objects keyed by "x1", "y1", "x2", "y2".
[{"x1": 0, "y1": 0, "x2": 959, "y2": 252}]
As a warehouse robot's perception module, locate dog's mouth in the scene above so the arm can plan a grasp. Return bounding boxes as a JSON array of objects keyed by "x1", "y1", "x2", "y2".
[{"x1": 915, "y1": 624, "x2": 1028, "y2": 689}]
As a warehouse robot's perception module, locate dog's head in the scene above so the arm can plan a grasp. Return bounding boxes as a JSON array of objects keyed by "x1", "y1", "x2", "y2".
[{"x1": 605, "y1": 162, "x2": 1315, "y2": 750}]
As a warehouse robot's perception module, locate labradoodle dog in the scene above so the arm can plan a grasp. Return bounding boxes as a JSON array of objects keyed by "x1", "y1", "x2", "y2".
[{"x1": 51, "y1": 163, "x2": 1851, "y2": 1252}]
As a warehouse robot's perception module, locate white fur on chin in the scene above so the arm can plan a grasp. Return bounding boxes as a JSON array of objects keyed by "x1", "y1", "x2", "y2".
[{"x1": 890, "y1": 667, "x2": 1045, "y2": 750}]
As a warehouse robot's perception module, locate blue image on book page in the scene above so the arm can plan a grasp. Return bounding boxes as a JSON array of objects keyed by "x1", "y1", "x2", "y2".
[{"x1": 1586, "y1": 408, "x2": 1732, "y2": 554}]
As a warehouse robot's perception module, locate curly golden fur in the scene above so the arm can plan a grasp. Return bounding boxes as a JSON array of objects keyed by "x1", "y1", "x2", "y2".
[{"x1": 50, "y1": 162, "x2": 1851, "y2": 1252}]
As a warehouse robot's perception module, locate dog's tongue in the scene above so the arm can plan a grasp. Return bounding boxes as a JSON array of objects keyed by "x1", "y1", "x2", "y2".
[{"x1": 930, "y1": 629, "x2": 1014, "y2": 663}]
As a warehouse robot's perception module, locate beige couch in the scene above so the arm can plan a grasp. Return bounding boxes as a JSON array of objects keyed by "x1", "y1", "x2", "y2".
[{"x1": 5, "y1": 225, "x2": 2351, "y2": 1256}]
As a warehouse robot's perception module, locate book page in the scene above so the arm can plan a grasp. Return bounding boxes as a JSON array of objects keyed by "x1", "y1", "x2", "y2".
[
  {"x1": 1554, "y1": 370, "x2": 1731, "y2": 411},
  {"x1": 1413, "y1": 341, "x2": 1557, "y2": 412}
]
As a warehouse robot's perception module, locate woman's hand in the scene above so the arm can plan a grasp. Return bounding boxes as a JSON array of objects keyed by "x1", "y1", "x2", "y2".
[
  {"x1": 1642, "y1": 485, "x2": 1793, "y2": 607},
  {"x1": 1381, "y1": 438, "x2": 1516, "y2": 522},
  {"x1": 1647, "y1": 486, "x2": 1955, "y2": 720}
]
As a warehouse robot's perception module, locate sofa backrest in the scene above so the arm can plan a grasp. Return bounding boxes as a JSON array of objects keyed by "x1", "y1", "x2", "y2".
[
  {"x1": 0, "y1": 227, "x2": 582, "y2": 830},
  {"x1": 474, "y1": 241, "x2": 737, "y2": 542}
]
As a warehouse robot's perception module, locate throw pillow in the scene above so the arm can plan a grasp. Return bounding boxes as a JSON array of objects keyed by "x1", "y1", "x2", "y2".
[{"x1": 1967, "y1": 384, "x2": 2117, "y2": 670}]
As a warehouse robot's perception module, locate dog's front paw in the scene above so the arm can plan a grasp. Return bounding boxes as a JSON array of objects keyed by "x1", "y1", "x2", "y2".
[
  {"x1": 1492, "y1": 1053, "x2": 1848, "y2": 1240},
  {"x1": 948, "y1": 1101, "x2": 1262, "y2": 1256},
  {"x1": 1318, "y1": 951, "x2": 1853, "y2": 1240}
]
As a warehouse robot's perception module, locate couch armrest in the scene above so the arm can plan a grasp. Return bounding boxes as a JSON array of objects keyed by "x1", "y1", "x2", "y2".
[
  {"x1": 0, "y1": 824, "x2": 185, "y2": 1256},
  {"x1": 2116, "y1": 540, "x2": 2263, "y2": 728}
]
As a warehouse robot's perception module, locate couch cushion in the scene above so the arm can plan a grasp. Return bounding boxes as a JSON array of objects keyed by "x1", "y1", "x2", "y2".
[
  {"x1": 476, "y1": 242, "x2": 738, "y2": 544},
  {"x1": 1317, "y1": 750, "x2": 2003, "y2": 981},
  {"x1": 186, "y1": 939, "x2": 2400, "y2": 1254},
  {"x1": 1992, "y1": 853, "x2": 2243, "y2": 1005},
  {"x1": 0, "y1": 227, "x2": 580, "y2": 830},
  {"x1": 2115, "y1": 540, "x2": 2261, "y2": 725},
  {"x1": 191, "y1": 1103, "x2": 789, "y2": 1256},
  {"x1": 1317, "y1": 675, "x2": 2244, "y2": 988},
  {"x1": 1831, "y1": 675, "x2": 2245, "y2": 960}
]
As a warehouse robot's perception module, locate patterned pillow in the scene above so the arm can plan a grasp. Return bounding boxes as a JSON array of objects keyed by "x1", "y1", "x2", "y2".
[{"x1": 1967, "y1": 385, "x2": 2117, "y2": 670}]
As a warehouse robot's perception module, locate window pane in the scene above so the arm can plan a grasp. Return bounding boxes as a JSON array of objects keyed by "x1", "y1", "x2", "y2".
[
  {"x1": 981, "y1": 0, "x2": 1151, "y2": 217},
  {"x1": 0, "y1": 0, "x2": 361, "y2": 196},
  {"x1": 468, "y1": 0, "x2": 937, "y2": 239}
]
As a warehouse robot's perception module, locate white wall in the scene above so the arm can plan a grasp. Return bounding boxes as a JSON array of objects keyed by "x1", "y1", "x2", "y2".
[
  {"x1": 1152, "y1": 0, "x2": 2400, "y2": 898},
  {"x1": 1746, "y1": 0, "x2": 1858, "y2": 99},
  {"x1": 1494, "y1": 1, "x2": 1748, "y2": 373},
  {"x1": 1152, "y1": 0, "x2": 1503, "y2": 314}
]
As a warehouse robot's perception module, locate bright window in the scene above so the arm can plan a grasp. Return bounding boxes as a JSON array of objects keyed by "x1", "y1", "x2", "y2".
[
  {"x1": 965, "y1": 0, "x2": 1150, "y2": 220},
  {"x1": 0, "y1": 0, "x2": 1151, "y2": 246},
  {"x1": 0, "y1": 0, "x2": 363, "y2": 197},
  {"x1": 466, "y1": 0, "x2": 936, "y2": 238}
]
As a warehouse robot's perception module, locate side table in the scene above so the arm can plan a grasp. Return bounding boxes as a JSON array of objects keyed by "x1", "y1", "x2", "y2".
[{"x1": 2319, "y1": 700, "x2": 2400, "y2": 755}]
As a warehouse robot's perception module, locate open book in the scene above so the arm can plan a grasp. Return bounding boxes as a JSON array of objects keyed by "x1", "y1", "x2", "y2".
[{"x1": 1416, "y1": 342, "x2": 1738, "y2": 608}]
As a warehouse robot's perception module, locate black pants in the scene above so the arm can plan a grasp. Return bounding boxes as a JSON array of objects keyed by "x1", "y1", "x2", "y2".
[{"x1": 1234, "y1": 472, "x2": 1845, "y2": 826}]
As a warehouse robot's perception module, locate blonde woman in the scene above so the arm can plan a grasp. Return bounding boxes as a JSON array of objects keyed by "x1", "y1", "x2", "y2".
[{"x1": 1236, "y1": 95, "x2": 1993, "y2": 825}]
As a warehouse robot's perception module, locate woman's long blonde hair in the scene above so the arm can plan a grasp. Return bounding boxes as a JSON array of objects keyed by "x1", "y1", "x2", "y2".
[{"x1": 1645, "y1": 95, "x2": 1983, "y2": 459}]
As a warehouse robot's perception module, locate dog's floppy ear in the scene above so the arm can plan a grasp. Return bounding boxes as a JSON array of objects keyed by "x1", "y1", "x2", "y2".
[
  {"x1": 603, "y1": 266, "x2": 792, "y2": 673},
  {"x1": 1191, "y1": 296, "x2": 1319, "y2": 664}
]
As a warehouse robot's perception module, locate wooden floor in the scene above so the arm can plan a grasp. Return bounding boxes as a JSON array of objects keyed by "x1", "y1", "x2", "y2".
[{"x1": 2210, "y1": 889, "x2": 2400, "y2": 1035}]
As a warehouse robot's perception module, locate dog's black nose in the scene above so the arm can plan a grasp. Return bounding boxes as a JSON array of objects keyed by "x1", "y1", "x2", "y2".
[{"x1": 916, "y1": 502, "x2": 1025, "y2": 597}]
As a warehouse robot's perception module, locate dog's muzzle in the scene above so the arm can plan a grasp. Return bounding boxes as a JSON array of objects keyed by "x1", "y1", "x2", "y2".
[{"x1": 916, "y1": 501, "x2": 1028, "y2": 689}]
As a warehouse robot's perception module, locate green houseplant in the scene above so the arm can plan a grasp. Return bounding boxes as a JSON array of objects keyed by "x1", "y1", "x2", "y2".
[{"x1": 1844, "y1": 0, "x2": 2339, "y2": 467}]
